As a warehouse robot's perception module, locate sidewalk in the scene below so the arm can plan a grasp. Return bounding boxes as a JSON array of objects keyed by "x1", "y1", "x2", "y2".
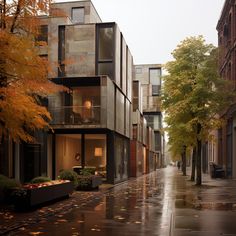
[
  {"x1": 170, "y1": 168, "x2": 236, "y2": 236},
  {"x1": 1, "y1": 167, "x2": 236, "y2": 235}
]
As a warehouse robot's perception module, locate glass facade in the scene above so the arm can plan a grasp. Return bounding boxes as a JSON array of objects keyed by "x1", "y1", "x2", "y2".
[
  {"x1": 144, "y1": 114, "x2": 161, "y2": 130},
  {"x1": 55, "y1": 134, "x2": 107, "y2": 180},
  {"x1": 58, "y1": 26, "x2": 65, "y2": 77},
  {"x1": 114, "y1": 135, "x2": 128, "y2": 182},
  {"x1": 48, "y1": 86, "x2": 101, "y2": 125},
  {"x1": 55, "y1": 134, "x2": 82, "y2": 177},
  {"x1": 154, "y1": 131, "x2": 161, "y2": 151},
  {"x1": 121, "y1": 37, "x2": 127, "y2": 94},
  {"x1": 85, "y1": 134, "x2": 106, "y2": 179},
  {"x1": 97, "y1": 25, "x2": 114, "y2": 80},
  {"x1": 98, "y1": 63, "x2": 113, "y2": 80},
  {"x1": 149, "y1": 68, "x2": 161, "y2": 96},
  {"x1": 116, "y1": 89, "x2": 125, "y2": 134},
  {"x1": 72, "y1": 86, "x2": 100, "y2": 124}
]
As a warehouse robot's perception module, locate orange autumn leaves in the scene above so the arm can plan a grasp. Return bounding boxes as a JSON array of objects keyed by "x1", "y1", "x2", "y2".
[{"x1": 0, "y1": 0, "x2": 64, "y2": 142}]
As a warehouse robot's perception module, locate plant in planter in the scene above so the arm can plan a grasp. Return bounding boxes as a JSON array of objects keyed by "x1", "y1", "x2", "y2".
[
  {"x1": 0, "y1": 175, "x2": 21, "y2": 204},
  {"x1": 11, "y1": 179, "x2": 74, "y2": 211},
  {"x1": 77, "y1": 168, "x2": 102, "y2": 191},
  {"x1": 30, "y1": 176, "x2": 51, "y2": 184},
  {"x1": 58, "y1": 170, "x2": 79, "y2": 189}
]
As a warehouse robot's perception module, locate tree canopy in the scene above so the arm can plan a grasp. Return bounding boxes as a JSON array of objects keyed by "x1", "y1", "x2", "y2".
[
  {"x1": 0, "y1": 0, "x2": 63, "y2": 142},
  {"x1": 162, "y1": 36, "x2": 234, "y2": 184}
]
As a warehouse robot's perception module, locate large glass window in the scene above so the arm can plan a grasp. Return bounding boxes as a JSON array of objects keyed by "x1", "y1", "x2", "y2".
[
  {"x1": 97, "y1": 25, "x2": 114, "y2": 80},
  {"x1": 85, "y1": 134, "x2": 107, "y2": 180},
  {"x1": 72, "y1": 86, "x2": 100, "y2": 124},
  {"x1": 36, "y1": 25, "x2": 48, "y2": 43},
  {"x1": 98, "y1": 27, "x2": 113, "y2": 60},
  {"x1": 48, "y1": 86, "x2": 101, "y2": 125},
  {"x1": 154, "y1": 131, "x2": 161, "y2": 151},
  {"x1": 132, "y1": 81, "x2": 139, "y2": 111},
  {"x1": 114, "y1": 135, "x2": 128, "y2": 182},
  {"x1": 116, "y1": 89, "x2": 125, "y2": 134},
  {"x1": 58, "y1": 26, "x2": 65, "y2": 77},
  {"x1": 48, "y1": 93, "x2": 65, "y2": 124},
  {"x1": 149, "y1": 68, "x2": 161, "y2": 96},
  {"x1": 98, "y1": 63, "x2": 113, "y2": 80},
  {"x1": 55, "y1": 134, "x2": 82, "y2": 178},
  {"x1": 72, "y1": 7, "x2": 85, "y2": 23},
  {"x1": 144, "y1": 114, "x2": 161, "y2": 130},
  {"x1": 125, "y1": 100, "x2": 131, "y2": 137}
]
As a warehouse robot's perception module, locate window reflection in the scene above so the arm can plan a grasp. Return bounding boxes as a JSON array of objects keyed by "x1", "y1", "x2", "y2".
[
  {"x1": 98, "y1": 27, "x2": 113, "y2": 60},
  {"x1": 85, "y1": 134, "x2": 107, "y2": 180},
  {"x1": 97, "y1": 25, "x2": 114, "y2": 80},
  {"x1": 72, "y1": 86, "x2": 100, "y2": 124}
]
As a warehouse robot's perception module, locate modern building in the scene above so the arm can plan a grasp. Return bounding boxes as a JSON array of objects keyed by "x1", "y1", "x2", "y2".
[
  {"x1": 216, "y1": 0, "x2": 236, "y2": 178},
  {"x1": 130, "y1": 80, "x2": 156, "y2": 177},
  {"x1": 0, "y1": 0, "x2": 161, "y2": 184},
  {"x1": 133, "y1": 64, "x2": 164, "y2": 168}
]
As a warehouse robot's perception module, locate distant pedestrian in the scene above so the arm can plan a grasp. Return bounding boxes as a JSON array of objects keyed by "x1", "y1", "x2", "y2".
[{"x1": 177, "y1": 161, "x2": 181, "y2": 170}]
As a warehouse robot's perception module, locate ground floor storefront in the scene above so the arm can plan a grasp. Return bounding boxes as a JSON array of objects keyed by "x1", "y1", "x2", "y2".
[
  {"x1": 130, "y1": 140, "x2": 158, "y2": 177},
  {"x1": 0, "y1": 129, "x2": 130, "y2": 184}
]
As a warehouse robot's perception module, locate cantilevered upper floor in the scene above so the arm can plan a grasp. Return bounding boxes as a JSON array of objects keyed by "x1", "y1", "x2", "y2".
[
  {"x1": 133, "y1": 64, "x2": 162, "y2": 112},
  {"x1": 48, "y1": 75, "x2": 132, "y2": 139},
  {"x1": 37, "y1": 1, "x2": 133, "y2": 103}
]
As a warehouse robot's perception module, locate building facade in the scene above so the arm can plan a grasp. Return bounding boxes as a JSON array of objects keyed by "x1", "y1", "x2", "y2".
[
  {"x1": 133, "y1": 64, "x2": 164, "y2": 167},
  {"x1": 0, "y1": 0, "x2": 161, "y2": 184},
  {"x1": 130, "y1": 80, "x2": 157, "y2": 177},
  {"x1": 217, "y1": 0, "x2": 236, "y2": 178}
]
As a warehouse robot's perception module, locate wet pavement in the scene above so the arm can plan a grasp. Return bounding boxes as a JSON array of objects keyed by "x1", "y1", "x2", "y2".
[{"x1": 1, "y1": 166, "x2": 236, "y2": 235}]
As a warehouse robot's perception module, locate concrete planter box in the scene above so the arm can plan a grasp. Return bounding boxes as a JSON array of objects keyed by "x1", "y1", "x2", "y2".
[
  {"x1": 77, "y1": 175, "x2": 102, "y2": 191},
  {"x1": 13, "y1": 181, "x2": 73, "y2": 210}
]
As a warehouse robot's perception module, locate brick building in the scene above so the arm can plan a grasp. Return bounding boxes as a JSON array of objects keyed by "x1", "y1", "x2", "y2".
[{"x1": 217, "y1": 0, "x2": 236, "y2": 178}]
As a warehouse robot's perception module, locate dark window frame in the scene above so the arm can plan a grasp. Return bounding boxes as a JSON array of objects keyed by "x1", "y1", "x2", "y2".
[
  {"x1": 149, "y1": 67, "x2": 161, "y2": 96},
  {"x1": 95, "y1": 23, "x2": 115, "y2": 80},
  {"x1": 58, "y1": 25, "x2": 66, "y2": 77},
  {"x1": 36, "y1": 25, "x2": 48, "y2": 43}
]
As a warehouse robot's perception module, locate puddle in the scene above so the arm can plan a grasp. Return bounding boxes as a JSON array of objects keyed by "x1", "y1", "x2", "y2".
[{"x1": 194, "y1": 202, "x2": 236, "y2": 210}]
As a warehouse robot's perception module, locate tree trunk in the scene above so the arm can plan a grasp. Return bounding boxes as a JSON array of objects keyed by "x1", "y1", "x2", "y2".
[
  {"x1": 196, "y1": 124, "x2": 202, "y2": 185},
  {"x1": 181, "y1": 145, "x2": 187, "y2": 176},
  {"x1": 190, "y1": 147, "x2": 196, "y2": 181}
]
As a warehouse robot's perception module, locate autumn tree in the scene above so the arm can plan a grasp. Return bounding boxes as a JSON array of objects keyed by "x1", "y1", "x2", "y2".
[
  {"x1": 0, "y1": 0, "x2": 63, "y2": 142},
  {"x1": 162, "y1": 36, "x2": 233, "y2": 185},
  {"x1": 165, "y1": 109, "x2": 196, "y2": 176}
]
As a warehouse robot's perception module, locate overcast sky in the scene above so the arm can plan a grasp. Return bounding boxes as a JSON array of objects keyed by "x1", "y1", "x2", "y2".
[{"x1": 91, "y1": 0, "x2": 225, "y2": 65}]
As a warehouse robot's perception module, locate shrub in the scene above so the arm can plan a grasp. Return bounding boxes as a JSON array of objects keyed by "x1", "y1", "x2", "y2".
[
  {"x1": 31, "y1": 176, "x2": 51, "y2": 184},
  {"x1": 0, "y1": 177, "x2": 21, "y2": 203},
  {"x1": 0, "y1": 174, "x2": 8, "y2": 181},
  {"x1": 77, "y1": 175, "x2": 92, "y2": 187},
  {"x1": 0, "y1": 178, "x2": 21, "y2": 191},
  {"x1": 80, "y1": 168, "x2": 93, "y2": 176},
  {"x1": 58, "y1": 170, "x2": 78, "y2": 188}
]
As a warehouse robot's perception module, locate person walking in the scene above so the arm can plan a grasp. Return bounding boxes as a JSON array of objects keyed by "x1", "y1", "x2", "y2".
[{"x1": 177, "y1": 161, "x2": 181, "y2": 170}]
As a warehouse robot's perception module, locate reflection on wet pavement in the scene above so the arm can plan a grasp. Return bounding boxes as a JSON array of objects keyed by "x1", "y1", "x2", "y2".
[{"x1": 8, "y1": 166, "x2": 236, "y2": 235}]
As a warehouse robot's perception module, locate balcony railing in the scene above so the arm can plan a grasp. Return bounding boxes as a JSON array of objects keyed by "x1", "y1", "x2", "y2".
[
  {"x1": 48, "y1": 106, "x2": 101, "y2": 125},
  {"x1": 143, "y1": 105, "x2": 161, "y2": 111}
]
